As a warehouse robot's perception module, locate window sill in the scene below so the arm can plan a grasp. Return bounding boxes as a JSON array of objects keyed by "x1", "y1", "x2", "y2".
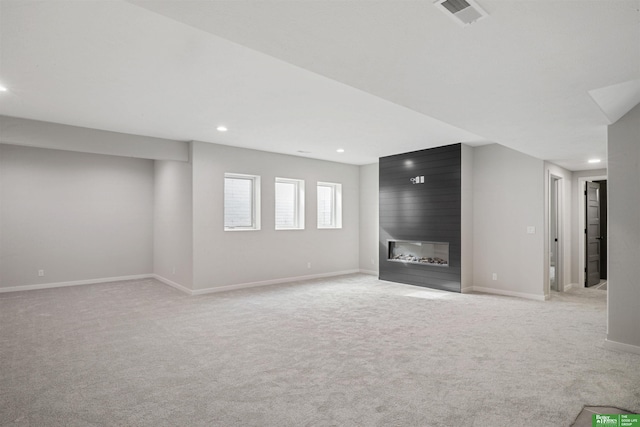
[{"x1": 224, "y1": 228, "x2": 260, "y2": 232}]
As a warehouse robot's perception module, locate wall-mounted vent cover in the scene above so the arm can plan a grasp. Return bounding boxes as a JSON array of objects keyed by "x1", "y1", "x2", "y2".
[{"x1": 434, "y1": 0, "x2": 488, "y2": 26}]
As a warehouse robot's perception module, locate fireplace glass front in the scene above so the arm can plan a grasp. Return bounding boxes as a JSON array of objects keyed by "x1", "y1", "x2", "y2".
[{"x1": 388, "y1": 240, "x2": 449, "y2": 267}]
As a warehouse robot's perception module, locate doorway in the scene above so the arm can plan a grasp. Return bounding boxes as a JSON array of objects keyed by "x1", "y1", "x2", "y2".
[
  {"x1": 577, "y1": 174, "x2": 607, "y2": 288},
  {"x1": 585, "y1": 180, "x2": 608, "y2": 287},
  {"x1": 593, "y1": 180, "x2": 607, "y2": 281},
  {"x1": 549, "y1": 176, "x2": 561, "y2": 291}
]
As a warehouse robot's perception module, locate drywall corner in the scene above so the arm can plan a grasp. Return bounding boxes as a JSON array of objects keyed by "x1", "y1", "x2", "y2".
[
  {"x1": 461, "y1": 144, "x2": 474, "y2": 291},
  {"x1": 607, "y1": 101, "x2": 640, "y2": 350},
  {"x1": 153, "y1": 159, "x2": 194, "y2": 290},
  {"x1": 359, "y1": 163, "x2": 379, "y2": 275}
]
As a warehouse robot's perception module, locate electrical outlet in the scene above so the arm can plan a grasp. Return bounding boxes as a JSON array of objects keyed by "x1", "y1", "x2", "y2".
[
  {"x1": 527, "y1": 226, "x2": 536, "y2": 234},
  {"x1": 307, "y1": 262, "x2": 311, "y2": 269},
  {"x1": 492, "y1": 273, "x2": 497, "y2": 281},
  {"x1": 38, "y1": 269, "x2": 45, "y2": 277},
  {"x1": 371, "y1": 258, "x2": 376, "y2": 265},
  {"x1": 172, "y1": 266, "x2": 176, "y2": 275}
]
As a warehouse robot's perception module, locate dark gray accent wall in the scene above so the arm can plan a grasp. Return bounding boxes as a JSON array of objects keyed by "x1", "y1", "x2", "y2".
[{"x1": 379, "y1": 144, "x2": 461, "y2": 292}]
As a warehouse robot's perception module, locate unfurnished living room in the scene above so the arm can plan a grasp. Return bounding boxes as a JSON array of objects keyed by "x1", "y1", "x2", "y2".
[{"x1": 1, "y1": 1, "x2": 639, "y2": 426}]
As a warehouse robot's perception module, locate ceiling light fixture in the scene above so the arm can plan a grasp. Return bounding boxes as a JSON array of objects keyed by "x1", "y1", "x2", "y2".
[
  {"x1": 216, "y1": 126, "x2": 228, "y2": 132},
  {"x1": 588, "y1": 159, "x2": 601, "y2": 164},
  {"x1": 337, "y1": 149, "x2": 345, "y2": 153}
]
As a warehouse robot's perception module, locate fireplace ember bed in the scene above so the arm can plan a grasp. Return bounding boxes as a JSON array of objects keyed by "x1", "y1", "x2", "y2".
[{"x1": 388, "y1": 240, "x2": 449, "y2": 267}]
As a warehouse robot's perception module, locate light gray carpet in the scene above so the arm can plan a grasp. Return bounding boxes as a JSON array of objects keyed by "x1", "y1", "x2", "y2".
[{"x1": 1, "y1": 275, "x2": 638, "y2": 426}]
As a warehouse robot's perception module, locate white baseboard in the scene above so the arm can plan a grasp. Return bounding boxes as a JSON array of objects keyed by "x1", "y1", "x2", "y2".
[
  {"x1": 192, "y1": 269, "x2": 361, "y2": 296},
  {"x1": 0, "y1": 270, "x2": 365, "y2": 296},
  {"x1": 604, "y1": 338, "x2": 640, "y2": 355},
  {"x1": 470, "y1": 286, "x2": 547, "y2": 301},
  {"x1": 153, "y1": 275, "x2": 192, "y2": 295},
  {"x1": 563, "y1": 283, "x2": 575, "y2": 291},
  {"x1": 359, "y1": 269, "x2": 378, "y2": 276},
  {"x1": 460, "y1": 287, "x2": 474, "y2": 294},
  {"x1": 0, "y1": 274, "x2": 153, "y2": 293}
]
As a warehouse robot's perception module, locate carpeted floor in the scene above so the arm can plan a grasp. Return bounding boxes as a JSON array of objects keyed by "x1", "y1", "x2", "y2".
[{"x1": 1, "y1": 274, "x2": 638, "y2": 426}]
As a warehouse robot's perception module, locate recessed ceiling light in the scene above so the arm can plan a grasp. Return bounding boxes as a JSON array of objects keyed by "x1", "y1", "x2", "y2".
[
  {"x1": 588, "y1": 159, "x2": 601, "y2": 164},
  {"x1": 0, "y1": 86, "x2": 7, "y2": 92},
  {"x1": 337, "y1": 148, "x2": 345, "y2": 153},
  {"x1": 216, "y1": 126, "x2": 228, "y2": 132}
]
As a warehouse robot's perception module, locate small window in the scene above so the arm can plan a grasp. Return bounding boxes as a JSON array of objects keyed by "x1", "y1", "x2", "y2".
[
  {"x1": 275, "y1": 178, "x2": 305, "y2": 230},
  {"x1": 224, "y1": 173, "x2": 260, "y2": 231},
  {"x1": 317, "y1": 182, "x2": 342, "y2": 229}
]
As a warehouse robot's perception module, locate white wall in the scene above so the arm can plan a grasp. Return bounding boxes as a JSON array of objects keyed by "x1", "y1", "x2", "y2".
[
  {"x1": 154, "y1": 159, "x2": 193, "y2": 290},
  {"x1": 472, "y1": 144, "x2": 545, "y2": 299},
  {"x1": 191, "y1": 141, "x2": 360, "y2": 291},
  {"x1": 0, "y1": 144, "x2": 154, "y2": 289},
  {"x1": 606, "y1": 102, "x2": 640, "y2": 352},
  {"x1": 358, "y1": 163, "x2": 378, "y2": 275},
  {"x1": 544, "y1": 162, "x2": 573, "y2": 292}
]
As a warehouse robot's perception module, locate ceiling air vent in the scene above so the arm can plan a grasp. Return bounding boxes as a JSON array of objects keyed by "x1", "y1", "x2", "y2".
[{"x1": 434, "y1": 0, "x2": 488, "y2": 26}]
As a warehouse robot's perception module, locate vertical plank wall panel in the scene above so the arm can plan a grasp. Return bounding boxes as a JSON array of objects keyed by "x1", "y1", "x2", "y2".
[{"x1": 379, "y1": 144, "x2": 462, "y2": 292}]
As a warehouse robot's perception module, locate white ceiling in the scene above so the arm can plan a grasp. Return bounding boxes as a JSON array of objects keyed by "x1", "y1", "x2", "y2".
[{"x1": 1, "y1": 0, "x2": 638, "y2": 170}]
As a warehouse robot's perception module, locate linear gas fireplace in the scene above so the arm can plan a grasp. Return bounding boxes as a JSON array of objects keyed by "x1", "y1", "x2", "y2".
[{"x1": 388, "y1": 240, "x2": 449, "y2": 267}]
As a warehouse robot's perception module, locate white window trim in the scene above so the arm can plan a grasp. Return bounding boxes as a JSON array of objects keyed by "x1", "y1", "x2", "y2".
[
  {"x1": 317, "y1": 181, "x2": 343, "y2": 229},
  {"x1": 275, "y1": 177, "x2": 305, "y2": 230},
  {"x1": 224, "y1": 173, "x2": 261, "y2": 231}
]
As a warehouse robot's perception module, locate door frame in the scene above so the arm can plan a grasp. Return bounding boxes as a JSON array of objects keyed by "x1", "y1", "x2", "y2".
[
  {"x1": 578, "y1": 174, "x2": 607, "y2": 287},
  {"x1": 549, "y1": 174, "x2": 562, "y2": 292},
  {"x1": 545, "y1": 172, "x2": 564, "y2": 296}
]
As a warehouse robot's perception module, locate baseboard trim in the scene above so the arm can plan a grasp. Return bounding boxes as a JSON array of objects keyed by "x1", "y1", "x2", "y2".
[
  {"x1": 0, "y1": 274, "x2": 154, "y2": 293},
  {"x1": 604, "y1": 338, "x2": 640, "y2": 355},
  {"x1": 192, "y1": 269, "x2": 361, "y2": 296},
  {"x1": 153, "y1": 275, "x2": 192, "y2": 295},
  {"x1": 460, "y1": 287, "x2": 474, "y2": 294},
  {"x1": 564, "y1": 283, "x2": 575, "y2": 291},
  {"x1": 470, "y1": 286, "x2": 546, "y2": 301},
  {"x1": 359, "y1": 269, "x2": 378, "y2": 276}
]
